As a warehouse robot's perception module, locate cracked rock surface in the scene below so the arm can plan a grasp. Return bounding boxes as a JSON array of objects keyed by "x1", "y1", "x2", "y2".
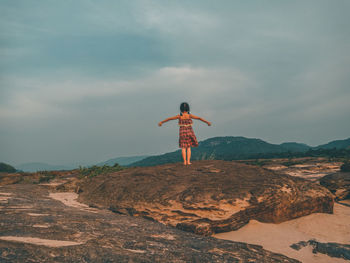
[
  {"x1": 78, "y1": 160, "x2": 334, "y2": 235},
  {"x1": 0, "y1": 183, "x2": 299, "y2": 262}
]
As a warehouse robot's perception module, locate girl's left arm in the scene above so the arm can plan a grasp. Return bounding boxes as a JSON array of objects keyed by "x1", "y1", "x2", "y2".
[
  {"x1": 158, "y1": 115, "x2": 180, "y2": 126},
  {"x1": 190, "y1": 114, "x2": 211, "y2": 126}
]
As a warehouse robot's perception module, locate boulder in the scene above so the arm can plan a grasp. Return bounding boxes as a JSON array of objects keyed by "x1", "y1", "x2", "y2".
[
  {"x1": 78, "y1": 160, "x2": 334, "y2": 235},
  {"x1": 320, "y1": 172, "x2": 350, "y2": 200}
]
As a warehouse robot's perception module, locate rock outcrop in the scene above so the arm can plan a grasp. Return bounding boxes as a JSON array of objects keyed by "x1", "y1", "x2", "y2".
[
  {"x1": 0, "y1": 184, "x2": 300, "y2": 262},
  {"x1": 320, "y1": 172, "x2": 350, "y2": 200},
  {"x1": 77, "y1": 160, "x2": 334, "y2": 235},
  {"x1": 290, "y1": 239, "x2": 350, "y2": 260}
]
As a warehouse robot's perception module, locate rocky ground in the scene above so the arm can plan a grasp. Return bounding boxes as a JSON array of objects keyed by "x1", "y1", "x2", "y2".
[
  {"x1": 215, "y1": 200, "x2": 350, "y2": 263},
  {"x1": 0, "y1": 183, "x2": 298, "y2": 262},
  {"x1": 0, "y1": 157, "x2": 348, "y2": 262},
  {"x1": 77, "y1": 160, "x2": 334, "y2": 235},
  {"x1": 254, "y1": 157, "x2": 342, "y2": 181},
  {"x1": 320, "y1": 172, "x2": 350, "y2": 200},
  {"x1": 290, "y1": 239, "x2": 350, "y2": 260}
]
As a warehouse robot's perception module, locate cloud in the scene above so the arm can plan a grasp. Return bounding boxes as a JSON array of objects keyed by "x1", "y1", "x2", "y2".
[
  {"x1": 0, "y1": 66, "x2": 253, "y2": 120},
  {"x1": 0, "y1": 0, "x2": 349, "y2": 164}
]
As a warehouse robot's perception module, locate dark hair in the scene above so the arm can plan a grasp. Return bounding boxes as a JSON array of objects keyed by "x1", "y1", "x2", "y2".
[{"x1": 180, "y1": 102, "x2": 190, "y2": 115}]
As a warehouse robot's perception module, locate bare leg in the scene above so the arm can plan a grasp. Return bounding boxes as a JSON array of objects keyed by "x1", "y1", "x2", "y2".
[
  {"x1": 187, "y1": 147, "x2": 192, "y2": 165},
  {"x1": 182, "y1": 148, "x2": 187, "y2": 165}
]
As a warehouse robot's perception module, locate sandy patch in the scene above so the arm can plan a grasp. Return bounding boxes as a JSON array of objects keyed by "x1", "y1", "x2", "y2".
[
  {"x1": 27, "y1": 213, "x2": 50, "y2": 217},
  {"x1": 6, "y1": 205, "x2": 33, "y2": 210},
  {"x1": 124, "y1": 249, "x2": 146, "y2": 253},
  {"x1": 39, "y1": 182, "x2": 63, "y2": 186},
  {"x1": 0, "y1": 236, "x2": 84, "y2": 247},
  {"x1": 214, "y1": 203, "x2": 350, "y2": 263},
  {"x1": 151, "y1": 234, "x2": 176, "y2": 240},
  {"x1": 32, "y1": 224, "x2": 50, "y2": 228},
  {"x1": 49, "y1": 192, "x2": 99, "y2": 213},
  {"x1": 0, "y1": 193, "x2": 12, "y2": 204},
  {"x1": 264, "y1": 165, "x2": 288, "y2": 170},
  {"x1": 0, "y1": 196, "x2": 10, "y2": 202}
]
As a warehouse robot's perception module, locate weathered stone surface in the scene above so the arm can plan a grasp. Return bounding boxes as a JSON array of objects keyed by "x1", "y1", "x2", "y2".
[
  {"x1": 0, "y1": 172, "x2": 23, "y2": 185},
  {"x1": 0, "y1": 184, "x2": 299, "y2": 262},
  {"x1": 290, "y1": 239, "x2": 350, "y2": 260},
  {"x1": 77, "y1": 160, "x2": 334, "y2": 235},
  {"x1": 0, "y1": 170, "x2": 79, "y2": 187},
  {"x1": 261, "y1": 157, "x2": 342, "y2": 181},
  {"x1": 320, "y1": 172, "x2": 350, "y2": 200}
]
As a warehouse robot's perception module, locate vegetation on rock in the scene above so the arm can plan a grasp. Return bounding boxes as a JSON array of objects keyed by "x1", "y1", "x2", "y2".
[{"x1": 78, "y1": 163, "x2": 125, "y2": 178}]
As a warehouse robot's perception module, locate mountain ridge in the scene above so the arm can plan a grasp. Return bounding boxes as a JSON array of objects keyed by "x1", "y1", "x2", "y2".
[
  {"x1": 130, "y1": 136, "x2": 350, "y2": 167},
  {"x1": 8, "y1": 136, "x2": 350, "y2": 171}
]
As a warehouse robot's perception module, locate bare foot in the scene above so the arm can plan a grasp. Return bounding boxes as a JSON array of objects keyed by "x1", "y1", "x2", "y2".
[
  {"x1": 187, "y1": 162, "x2": 192, "y2": 165},
  {"x1": 183, "y1": 162, "x2": 187, "y2": 165}
]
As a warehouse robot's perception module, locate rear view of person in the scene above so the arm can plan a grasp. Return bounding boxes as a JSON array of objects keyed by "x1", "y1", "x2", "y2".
[{"x1": 158, "y1": 102, "x2": 211, "y2": 165}]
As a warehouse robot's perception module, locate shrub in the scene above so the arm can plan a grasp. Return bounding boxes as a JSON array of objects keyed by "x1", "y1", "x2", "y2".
[{"x1": 78, "y1": 163, "x2": 124, "y2": 178}]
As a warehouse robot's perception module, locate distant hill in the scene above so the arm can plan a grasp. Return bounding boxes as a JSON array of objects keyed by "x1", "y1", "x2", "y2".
[
  {"x1": 0, "y1": 162, "x2": 17, "y2": 173},
  {"x1": 314, "y1": 138, "x2": 350, "y2": 150},
  {"x1": 130, "y1": 136, "x2": 312, "y2": 167},
  {"x1": 96, "y1": 155, "x2": 149, "y2": 166},
  {"x1": 15, "y1": 162, "x2": 76, "y2": 172},
  {"x1": 280, "y1": 142, "x2": 311, "y2": 152},
  {"x1": 15, "y1": 155, "x2": 150, "y2": 172},
  {"x1": 130, "y1": 136, "x2": 350, "y2": 167}
]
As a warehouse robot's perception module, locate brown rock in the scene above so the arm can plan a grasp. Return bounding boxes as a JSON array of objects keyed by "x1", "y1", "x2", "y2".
[
  {"x1": 77, "y1": 160, "x2": 334, "y2": 235},
  {"x1": 0, "y1": 173, "x2": 23, "y2": 185},
  {"x1": 320, "y1": 172, "x2": 350, "y2": 200},
  {"x1": 0, "y1": 184, "x2": 300, "y2": 262}
]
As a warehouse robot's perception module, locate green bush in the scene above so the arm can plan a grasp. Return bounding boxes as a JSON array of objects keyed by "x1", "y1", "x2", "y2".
[{"x1": 78, "y1": 163, "x2": 124, "y2": 178}]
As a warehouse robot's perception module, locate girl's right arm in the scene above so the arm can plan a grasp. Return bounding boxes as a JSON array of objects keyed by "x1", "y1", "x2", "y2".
[
  {"x1": 158, "y1": 115, "x2": 180, "y2": 126},
  {"x1": 190, "y1": 114, "x2": 211, "y2": 126}
]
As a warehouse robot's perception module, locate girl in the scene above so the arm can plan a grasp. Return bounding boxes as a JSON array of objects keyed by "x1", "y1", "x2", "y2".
[{"x1": 158, "y1": 102, "x2": 211, "y2": 165}]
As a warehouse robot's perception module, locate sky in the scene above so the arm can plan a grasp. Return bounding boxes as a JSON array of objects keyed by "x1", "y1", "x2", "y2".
[{"x1": 1, "y1": 0, "x2": 350, "y2": 166}]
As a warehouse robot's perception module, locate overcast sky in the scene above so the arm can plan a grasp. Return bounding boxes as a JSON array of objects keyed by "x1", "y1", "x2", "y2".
[{"x1": 1, "y1": 0, "x2": 349, "y2": 166}]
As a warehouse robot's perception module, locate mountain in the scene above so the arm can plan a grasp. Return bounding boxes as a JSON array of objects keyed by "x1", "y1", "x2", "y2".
[
  {"x1": 15, "y1": 162, "x2": 77, "y2": 172},
  {"x1": 130, "y1": 136, "x2": 312, "y2": 167},
  {"x1": 280, "y1": 142, "x2": 311, "y2": 152},
  {"x1": 96, "y1": 155, "x2": 149, "y2": 166},
  {"x1": 0, "y1": 162, "x2": 17, "y2": 173},
  {"x1": 15, "y1": 155, "x2": 149, "y2": 172},
  {"x1": 130, "y1": 136, "x2": 350, "y2": 167},
  {"x1": 314, "y1": 138, "x2": 350, "y2": 150}
]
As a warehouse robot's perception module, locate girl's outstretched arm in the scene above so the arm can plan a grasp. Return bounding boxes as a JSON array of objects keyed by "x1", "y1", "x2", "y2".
[
  {"x1": 158, "y1": 115, "x2": 180, "y2": 126},
  {"x1": 190, "y1": 114, "x2": 211, "y2": 126}
]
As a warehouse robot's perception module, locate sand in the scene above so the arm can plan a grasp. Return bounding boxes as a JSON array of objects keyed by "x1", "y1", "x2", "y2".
[
  {"x1": 0, "y1": 236, "x2": 83, "y2": 247},
  {"x1": 214, "y1": 201, "x2": 350, "y2": 263},
  {"x1": 49, "y1": 192, "x2": 99, "y2": 213}
]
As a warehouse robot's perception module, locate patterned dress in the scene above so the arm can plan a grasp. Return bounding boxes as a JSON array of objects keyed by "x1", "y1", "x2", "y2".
[{"x1": 178, "y1": 117, "x2": 199, "y2": 148}]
